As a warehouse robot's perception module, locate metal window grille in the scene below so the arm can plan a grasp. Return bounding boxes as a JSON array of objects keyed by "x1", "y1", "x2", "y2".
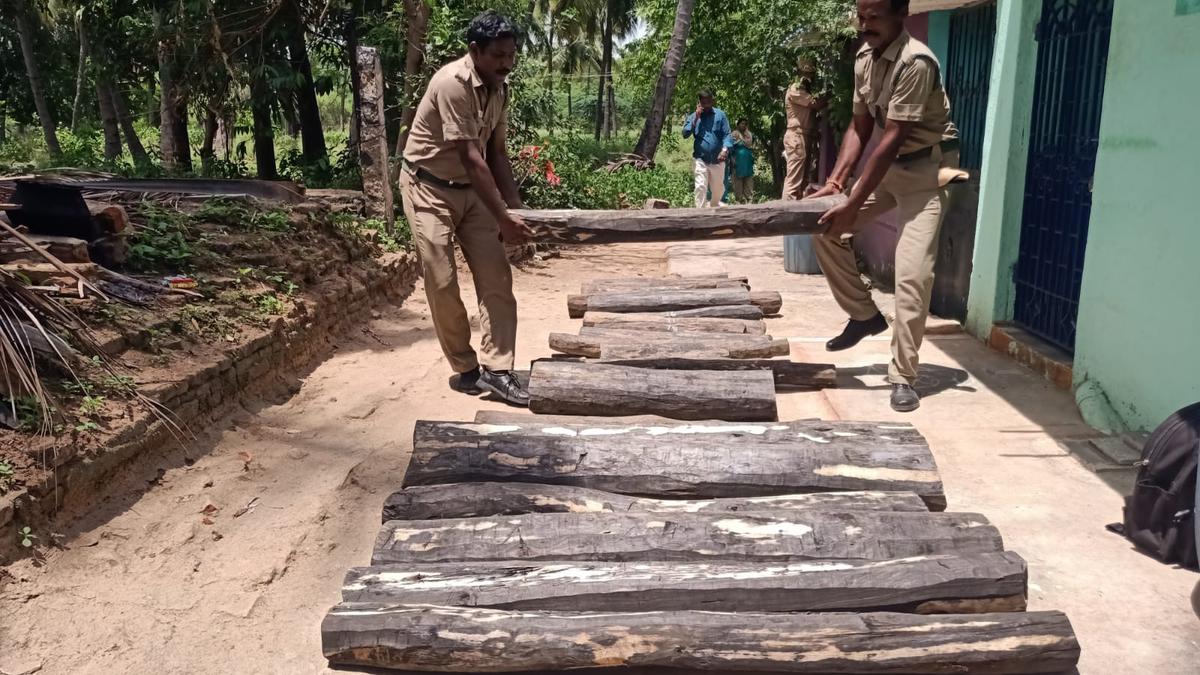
[{"x1": 945, "y1": 2, "x2": 997, "y2": 171}]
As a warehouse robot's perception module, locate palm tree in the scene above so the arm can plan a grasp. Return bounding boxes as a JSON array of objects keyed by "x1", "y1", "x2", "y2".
[
  {"x1": 633, "y1": 0, "x2": 696, "y2": 161},
  {"x1": 8, "y1": 0, "x2": 62, "y2": 158},
  {"x1": 593, "y1": 0, "x2": 636, "y2": 141}
]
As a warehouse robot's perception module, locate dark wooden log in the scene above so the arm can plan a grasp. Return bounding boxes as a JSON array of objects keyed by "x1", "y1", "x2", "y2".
[
  {"x1": 623, "y1": 305, "x2": 766, "y2": 320},
  {"x1": 598, "y1": 340, "x2": 794, "y2": 361},
  {"x1": 550, "y1": 330, "x2": 788, "y2": 359},
  {"x1": 372, "y1": 510, "x2": 1001, "y2": 564},
  {"x1": 583, "y1": 312, "x2": 766, "y2": 335},
  {"x1": 596, "y1": 357, "x2": 835, "y2": 389},
  {"x1": 569, "y1": 288, "x2": 775, "y2": 319},
  {"x1": 382, "y1": 483, "x2": 931, "y2": 521},
  {"x1": 342, "y1": 552, "x2": 1028, "y2": 614},
  {"x1": 527, "y1": 361, "x2": 778, "y2": 422},
  {"x1": 581, "y1": 277, "x2": 749, "y2": 294},
  {"x1": 322, "y1": 606, "x2": 1079, "y2": 674},
  {"x1": 515, "y1": 195, "x2": 843, "y2": 245},
  {"x1": 406, "y1": 418, "x2": 944, "y2": 508},
  {"x1": 474, "y1": 410, "x2": 683, "y2": 426},
  {"x1": 750, "y1": 291, "x2": 783, "y2": 315},
  {"x1": 85, "y1": 200, "x2": 129, "y2": 234}
]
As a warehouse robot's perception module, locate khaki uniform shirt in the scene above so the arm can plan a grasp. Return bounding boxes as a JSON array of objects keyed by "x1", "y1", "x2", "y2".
[
  {"x1": 403, "y1": 55, "x2": 508, "y2": 183},
  {"x1": 853, "y1": 31, "x2": 957, "y2": 156},
  {"x1": 785, "y1": 83, "x2": 817, "y2": 132}
]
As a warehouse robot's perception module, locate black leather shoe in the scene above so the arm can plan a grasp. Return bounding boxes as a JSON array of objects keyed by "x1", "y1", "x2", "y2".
[
  {"x1": 890, "y1": 384, "x2": 920, "y2": 413},
  {"x1": 451, "y1": 367, "x2": 482, "y2": 394},
  {"x1": 479, "y1": 369, "x2": 530, "y2": 407},
  {"x1": 826, "y1": 313, "x2": 888, "y2": 352}
]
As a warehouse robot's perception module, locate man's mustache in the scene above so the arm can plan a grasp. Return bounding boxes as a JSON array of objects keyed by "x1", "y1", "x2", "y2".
[{"x1": 862, "y1": 30, "x2": 880, "y2": 38}]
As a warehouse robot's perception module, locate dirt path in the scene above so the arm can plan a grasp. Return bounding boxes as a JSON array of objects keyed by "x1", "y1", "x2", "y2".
[
  {"x1": 0, "y1": 245, "x2": 665, "y2": 675},
  {"x1": 2, "y1": 239, "x2": 1197, "y2": 675}
]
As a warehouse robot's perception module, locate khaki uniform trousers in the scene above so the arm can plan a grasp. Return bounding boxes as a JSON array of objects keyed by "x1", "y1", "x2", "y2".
[
  {"x1": 732, "y1": 175, "x2": 754, "y2": 203},
  {"x1": 782, "y1": 129, "x2": 813, "y2": 200},
  {"x1": 814, "y1": 147, "x2": 955, "y2": 386},
  {"x1": 400, "y1": 168, "x2": 517, "y2": 374}
]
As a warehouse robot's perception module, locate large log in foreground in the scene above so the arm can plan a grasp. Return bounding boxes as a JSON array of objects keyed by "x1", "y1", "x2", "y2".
[
  {"x1": 382, "y1": 483, "x2": 931, "y2": 521},
  {"x1": 568, "y1": 288, "x2": 782, "y2": 318},
  {"x1": 528, "y1": 361, "x2": 778, "y2": 422},
  {"x1": 405, "y1": 419, "x2": 944, "y2": 507},
  {"x1": 343, "y1": 552, "x2": 1028, "y2": 613},
  {"x1": 549, "y1": 331, "x2": 788, "y2": 359},
  {"x1": 515, "y1": 195, "x2": 843, "y2": 244},
  {"x1": 582, "y1": 276, "x2": 750, "y2": 294},
  {"x1": 322, "y1": 605, "x2": 1080, "y2": 674},
  {"x1": 372, "y1": 510, "x2": 999, "y2": 564},
  {"x1": 583, "y1": 311, "x2": 766, "y2": 334}
]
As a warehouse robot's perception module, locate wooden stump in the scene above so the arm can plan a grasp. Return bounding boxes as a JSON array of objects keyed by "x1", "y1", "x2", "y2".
[
  {"x1": 405, "y1": 418, "x2": 944, "y2": 507},
  {"x1": 527, "y1": 361, "x2": 778, "y2": 421},
  {"x1": 581, "y1": 277, "x2": 750, "y2": 294},
  {"x1": 583, "y1": 312, "x2": 766, "y2": 335},
  {"x1": 568, "y1": 288, "x2": 783, "y2": 318},
  {"x1": 355, "y1": 46, "x2": 395, "y2": 231},
  {"x1": 342, "y1": 552, "x2": 1028, "y2": 613},
  {"x1": 513, "y1": 195, "x2": 843, "y2": 244},
  {"x1": 382, "y1": 483, "x2": 931, "y2": 521},
  {"x1": 322, "y1": 606, "x2": 1078, "y2": 673},
  {"x1": 549, "y1": 331, "x2": 788, "y2": 360},
  {"x1": 372, "y1": 510, "x2": 1002, "y2": 564}
]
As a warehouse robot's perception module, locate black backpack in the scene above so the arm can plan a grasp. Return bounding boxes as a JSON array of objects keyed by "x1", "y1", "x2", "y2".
[{"x1": 1111, "y1": 402, "x2": 1199, "y2": 570}]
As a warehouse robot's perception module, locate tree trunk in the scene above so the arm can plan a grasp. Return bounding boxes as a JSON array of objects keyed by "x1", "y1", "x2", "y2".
[
  {"x1": 323, "y1": 606, "x2": 1079, "y2": 674},
  {"x1": 372, "y1": 510, "x2": 999, "y2": 564},
  {"x1": 283, "y1": 0, "x2": 327, "y2": 164},
  {"x1": 346, "y1": 3, "x2": 362, "y2": 156},
  {"x1": 343, "y1": 554, "x2": 1027, "y2": 614},
  {"x1": 171, "y1": 96, "x2": 191, "y2": 171},
  {"x1": 0, "y1": 102, "x2": 6, "y2": 145},
  {"x1": 13, "y1": 3, "x2": 62, "y2": 158},
  {"x1": 406, "y1": 418, "x2": 942, "y2": 504},
  {"x1": 250, "y1": 68, "x2": 278, "y2": 180},
  {"x1": 527, "y1": 361, "x2": 778, "y2": 421},
  {"x1": 515, "y1": 195, "x2": 840, "y2": 245},
  {"x1": 595, "y1": 4, "x2": 613, "y2": 141},
  {"x1": 155, "y1": 7, "x2": 182, "y2": 171},
  {"x1": 394, "y1": 0, "x2": 431, "y2": 156},
  {"x1": 566, "y1": 288, "x2": 782, "y2": 318},
  {"x1": 632, "y1": 0, "x2": 696, "y2": 161},
  {"x1": 382, "y1": 482, "x2": 931, "y2": 522},
  {"x1": 769, "y1": 111, "x2": 787, "y2": 195},
  {"x1": 606, "y1": 72, "x2": 616, "y2": 138},
  {"x1": 356, "y1": 46, "x2": 395, "y2": 229},
  {"x1": 200, "y1": 106, "x2": 218, "y2": 173},
  {"x1": 71, "y1": 17, "x2": 90, "y2": 132},
  {"x1": 95, "y1": 83, "x2": 122, "y2": 161},
  {"x1": 109, "y1": 82, "x2": 150, "y2": 166},
  {"x1": 549, "y1": 330, "x2": 789, "y2": 360}
]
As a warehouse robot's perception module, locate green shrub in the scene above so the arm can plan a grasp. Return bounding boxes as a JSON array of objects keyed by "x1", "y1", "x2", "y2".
[{"x1": 513, "y1": 140, "x2": 692, "y2": 210}]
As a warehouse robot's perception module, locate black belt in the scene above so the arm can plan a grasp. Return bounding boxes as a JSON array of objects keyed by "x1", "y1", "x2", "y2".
[
  {"x1": 404, "y1": 159, "x2": 471, "y2": 190},
  {"x1": 896, "y1": 139, "x2": 960, "y2": 163}
]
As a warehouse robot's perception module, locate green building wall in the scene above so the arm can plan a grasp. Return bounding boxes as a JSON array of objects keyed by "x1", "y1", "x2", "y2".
[{"x1": 1072, "y1": 0, "x2": 1200, "y2": 431}]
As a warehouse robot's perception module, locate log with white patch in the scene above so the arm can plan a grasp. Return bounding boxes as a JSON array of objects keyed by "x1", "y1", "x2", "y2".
[
  {"x1": 405, "y1": 419, "x2": 945, "y2": 508},
  {"x1": 342, "y1": 552, "x2": 1028, "y2": 614},
  {"x1": 567, "y1": 288, "x2": 783, "y2": 318},
  {"x1": 581, "y1": 276, "x2": 750, "y2": 294},
  {"x1": 527, "y1": 361, "x2": 779, "y2": 422},
  {"x1": 381, "y1": 483, "x2": 931, "y2": 521},
  {"x1": 582, "y1": 312, "x2": 766, "y2": 335},
  {"x1": 321, "y1": 605, "x2": 1080, "y2": 673},
  {"x1": 589, "y1": 356, "x2": 836, "y2": 389},
  {"x1": 549, "y1": 330, "x2": 789, "y2": 359},
  {"x1": 473, "y1": 410, "x2": 683, "y2": 426},
  {"x1": 371, "y1": 510, "x2": 1001, "y2": 564}
]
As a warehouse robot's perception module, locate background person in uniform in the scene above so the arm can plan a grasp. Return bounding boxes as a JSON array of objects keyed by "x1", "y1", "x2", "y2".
[
  {"x1": 730, "y1": 118, "x2": 757, "y2": 203},
  {"x1": 805, "y1": 0, "x2": 965, "y2": 413},
  {"x1": 682, "y1": 90, "x2": 733, "y2": 207},
  {"x1": 782, "y1": 61, "x2": 823, "y2": 200},
  {"x1": 399, "y1": 11, "x2": 532, "y2": 407}
]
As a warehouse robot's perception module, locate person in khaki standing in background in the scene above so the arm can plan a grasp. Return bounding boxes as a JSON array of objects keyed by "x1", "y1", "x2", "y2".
[
  {"x1": 782, "y1": 61, "x2": 822, "y2": 200},
  {"x1": 805, "y1": 0, "x2": 965, "y2": 412},
  {"x1": 400, "y1": 11, "x2": 532, "y2": 407}
]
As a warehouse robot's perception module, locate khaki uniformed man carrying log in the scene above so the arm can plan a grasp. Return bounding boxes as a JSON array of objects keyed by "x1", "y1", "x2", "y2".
[
  {"x1": 807, "y1": 0, "x2": 965, "y2": 412},
  {"x1": 400, "y1": 11, "x2": 532, "y2": 406}
]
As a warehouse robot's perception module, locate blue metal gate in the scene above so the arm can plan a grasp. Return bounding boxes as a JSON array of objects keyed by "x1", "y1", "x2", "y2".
[
  {"x1": 945, "y1": 2, "x2": 997, "y2": 171},
  {"x1": 1013, "y1": 0, "x2": 1114, "y2": 352}
]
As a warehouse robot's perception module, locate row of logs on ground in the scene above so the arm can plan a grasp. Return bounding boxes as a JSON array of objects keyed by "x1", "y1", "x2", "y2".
[{"x1": 320, "y1": 274, "x2": 1080, "y2": 673}]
